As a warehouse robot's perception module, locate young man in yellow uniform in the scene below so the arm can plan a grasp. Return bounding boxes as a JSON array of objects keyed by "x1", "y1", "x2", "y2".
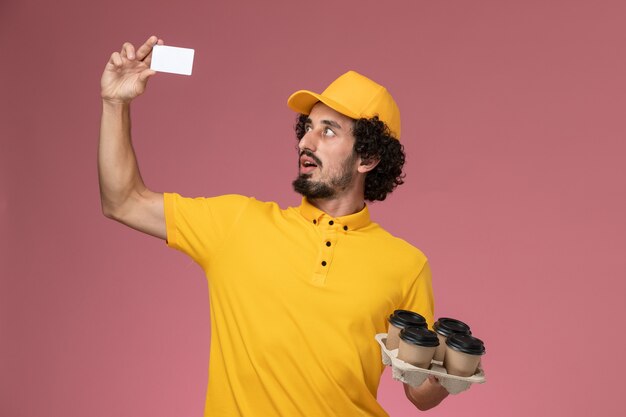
[{"x1": 99, "y1": 35, "x2": 449, "y2": 416}]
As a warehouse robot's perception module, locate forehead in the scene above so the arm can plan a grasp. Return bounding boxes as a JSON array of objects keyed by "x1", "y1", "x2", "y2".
[{"x1": 308, "y1": 102, "x2": 356, "y2": 129}]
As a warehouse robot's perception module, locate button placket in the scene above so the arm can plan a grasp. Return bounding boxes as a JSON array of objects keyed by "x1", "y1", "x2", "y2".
[{"x1": 312, "y1": 217, "x2": 338, "y2": 285}]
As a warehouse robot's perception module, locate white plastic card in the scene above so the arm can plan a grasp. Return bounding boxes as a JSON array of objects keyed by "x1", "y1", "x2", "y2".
[{"x1": 150, "y1": 45, "x2": 195, "y2": 76}]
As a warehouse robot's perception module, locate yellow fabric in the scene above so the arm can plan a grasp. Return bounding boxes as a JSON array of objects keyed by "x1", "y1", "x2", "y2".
[
  {"x1": 163, "y1": 193, "x2": 435, "y2": 417},
  {"x1": 287, "y1": 71, "x2": 402, "y2": 139}
]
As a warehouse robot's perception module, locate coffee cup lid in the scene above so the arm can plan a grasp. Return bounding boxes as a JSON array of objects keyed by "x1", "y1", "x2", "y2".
[
  {"x1": 433, "y1": 317, "x2": 472, "y2": 337},
  {"x1": 388, "y1": 310, "x2": 427, "y2": 329},
  {"x1": 399, "y1": 327, "x2": 440, "y2": 347},
  {"x1": 446, "y1": 333, "x2": 486, "y2": 355}
]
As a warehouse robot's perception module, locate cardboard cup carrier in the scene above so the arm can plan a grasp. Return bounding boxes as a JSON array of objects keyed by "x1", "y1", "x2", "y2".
[{"x1": 375, "y1": 330, "x2": 486, "y2": 394}]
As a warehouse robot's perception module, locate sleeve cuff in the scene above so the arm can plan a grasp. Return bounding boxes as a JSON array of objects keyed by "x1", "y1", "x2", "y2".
[{"x1": 163, "y1": 192, "x2": 178, "y2": 249}]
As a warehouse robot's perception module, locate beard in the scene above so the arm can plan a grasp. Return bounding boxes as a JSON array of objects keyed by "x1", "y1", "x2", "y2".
[
  {"x1": 292, "y1": 152, "x2": 358, "y2": 199},
  {"x1": 292, "y1": 174, "x2": 336, "y2": 199}
]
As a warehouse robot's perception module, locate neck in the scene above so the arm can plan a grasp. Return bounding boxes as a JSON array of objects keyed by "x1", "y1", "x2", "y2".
[{"x1": 308, "y1": 186, "x2": 366, "y2": 218}]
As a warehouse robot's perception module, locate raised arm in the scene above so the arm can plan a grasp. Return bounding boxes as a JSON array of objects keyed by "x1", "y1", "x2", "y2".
[{"x1": 98, "y1": 36, "x2": 166, "y2": 240}]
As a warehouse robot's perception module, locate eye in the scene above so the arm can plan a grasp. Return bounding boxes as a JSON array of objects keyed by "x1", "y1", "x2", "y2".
[
  {"x1": 304, "y1": 124, "x2": 313, "y2": 132},
  {"x1": 323, "y1": 127, "x2": 336, "y2": 137}
]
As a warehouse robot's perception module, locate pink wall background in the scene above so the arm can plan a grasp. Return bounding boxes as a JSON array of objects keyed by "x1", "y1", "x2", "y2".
[{"x1": 2, "y1": 0, "x2": 625, "y2": 416}]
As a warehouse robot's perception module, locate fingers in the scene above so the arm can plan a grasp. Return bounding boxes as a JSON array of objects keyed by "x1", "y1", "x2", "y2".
[
  {"x1": 142, "y1": 38, "x2": 164, "y2": 67},
  {"x1": 120, "y1": 42, "x2": 136, "y2": 60},
  {"x1": 135, "y1": 35, "x2": 159, "y2": 61},
  {"x1": 107, "y1": 36, "x2": 162, "y2": 71},
  {"x1": 109, "y1": 52, "x2": 123, "y2": 67}
]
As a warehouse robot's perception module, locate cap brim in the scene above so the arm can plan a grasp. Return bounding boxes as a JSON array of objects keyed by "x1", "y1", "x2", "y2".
[{"x1": 287, "y1": 90, "x2": 360, "y2": 120}]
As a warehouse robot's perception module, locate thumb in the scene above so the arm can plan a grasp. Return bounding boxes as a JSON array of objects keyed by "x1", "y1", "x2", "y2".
[
  {"x1": 139, "y1": 69, "x2": 157, "y2": 83},
  {"x1": 428, "y1": 375, "x2": 441, "y2": 385}
]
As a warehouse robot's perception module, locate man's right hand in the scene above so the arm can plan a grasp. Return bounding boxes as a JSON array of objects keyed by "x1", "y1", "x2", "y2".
[
  {"x1": 98, "y1": 35, "x2": 167, "y2": 240},
  {"x1": 100, "y1": 35, "x2": 164, "y2": 104}
]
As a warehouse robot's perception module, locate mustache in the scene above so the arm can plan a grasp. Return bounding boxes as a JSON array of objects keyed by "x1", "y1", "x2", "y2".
[{"x1": 299, "y1": 149, "x2": 323, "y2": 167}]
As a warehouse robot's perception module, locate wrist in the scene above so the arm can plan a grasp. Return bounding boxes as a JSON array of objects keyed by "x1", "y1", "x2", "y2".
[
  {"x1": 102, "y1": 97, "x2": 131, "y2": 107},
  {"x1": 101, "y1": 99, "x2": 131, "y2": 115}
]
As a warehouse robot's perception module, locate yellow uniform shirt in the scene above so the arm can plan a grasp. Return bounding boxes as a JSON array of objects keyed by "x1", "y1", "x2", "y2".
[{"x1": 164, "y1": 193, "x2": 434, "y2": 417}]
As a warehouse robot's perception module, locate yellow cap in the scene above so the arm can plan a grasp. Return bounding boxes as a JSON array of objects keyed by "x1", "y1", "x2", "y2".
[{"x1": 287, "y1": 70, "x2": 401, "y2": 139}]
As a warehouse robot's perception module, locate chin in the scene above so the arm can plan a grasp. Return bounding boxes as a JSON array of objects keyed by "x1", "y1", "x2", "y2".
[{"x1": 292, "y1": 176, "x2": 335, "y2": 199}]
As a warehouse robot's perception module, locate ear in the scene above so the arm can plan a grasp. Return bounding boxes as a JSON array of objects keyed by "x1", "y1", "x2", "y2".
[{"x1": 357, "y1": 156, "x2": 380, "y2": 174}]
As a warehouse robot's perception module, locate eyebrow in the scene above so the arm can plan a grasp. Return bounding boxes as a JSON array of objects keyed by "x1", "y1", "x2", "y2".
[
  {"x1": 322, "y1": 120, "x2": 342, "y2": 130},
  {"x1": 306, "y1": 117, "x2": 342, "y2": 130}
]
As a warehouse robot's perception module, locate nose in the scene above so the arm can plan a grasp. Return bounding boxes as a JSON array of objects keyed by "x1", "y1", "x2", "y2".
[{"x1": 298, "y1": 128, "x2": 318, "y2": 153}]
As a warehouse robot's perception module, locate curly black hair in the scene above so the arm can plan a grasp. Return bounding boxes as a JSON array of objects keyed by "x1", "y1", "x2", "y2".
[{"x1": 295, "y1": 114, "x2": 405, "y2": 201}]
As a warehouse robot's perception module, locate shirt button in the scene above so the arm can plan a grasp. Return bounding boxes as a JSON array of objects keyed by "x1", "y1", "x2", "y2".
[
  {"x1": 321, "y1": 261, "x2": 327, "y2": 266},
  {"x1": 326, "y1": 241, "x2": 331, "y2": 247},
  {"x1": 313, "y1": 219, "x2": 317, "y2": 224},
  {"x1": 343, "y1": 225, "x2": 348, "y2": 231},
  {"x1": 329, "y1": 220, "x2": 334, "y2": 225}
]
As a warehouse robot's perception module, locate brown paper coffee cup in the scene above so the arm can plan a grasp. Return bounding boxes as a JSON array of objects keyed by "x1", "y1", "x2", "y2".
[
  {"x1": 386, "y1": 322, "x2": 402, "y2": 350},
  {"x1": 443, "y1": 334, "x2": 485, "y2": 377},
  {"x1": 385, "y1": 310, "x2": 427, "y2": 350},
  {"x1": 444, "y1": 347, "x2": 482, "y2": 376},
  {"x1": 396, "y1": 327, "x2": 439, "y2": 369},
  {"x1": 434, "y1": 334, "x2": 447, "y2": 362},
  {"x1": 398, "y1": 339, "x2": 437, "y2": 369},
  {"x1": 432, "y1": 318, "x2": 472, "y2": 362}
]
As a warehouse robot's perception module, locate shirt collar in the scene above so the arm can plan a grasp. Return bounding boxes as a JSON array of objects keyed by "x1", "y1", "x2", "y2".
[{"x1": 298, "y1": 198, "x2": 371, "y2": 231}]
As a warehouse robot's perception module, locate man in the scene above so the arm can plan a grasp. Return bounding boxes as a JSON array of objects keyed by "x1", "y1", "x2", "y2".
[{"x1": 99, "y1": 35, "x2": 448, "y2": 416}]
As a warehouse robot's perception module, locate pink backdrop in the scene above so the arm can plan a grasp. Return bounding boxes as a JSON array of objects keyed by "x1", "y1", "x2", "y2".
[{"x1": 2, "y1": 0, "x2": 625, "y2": 416}]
